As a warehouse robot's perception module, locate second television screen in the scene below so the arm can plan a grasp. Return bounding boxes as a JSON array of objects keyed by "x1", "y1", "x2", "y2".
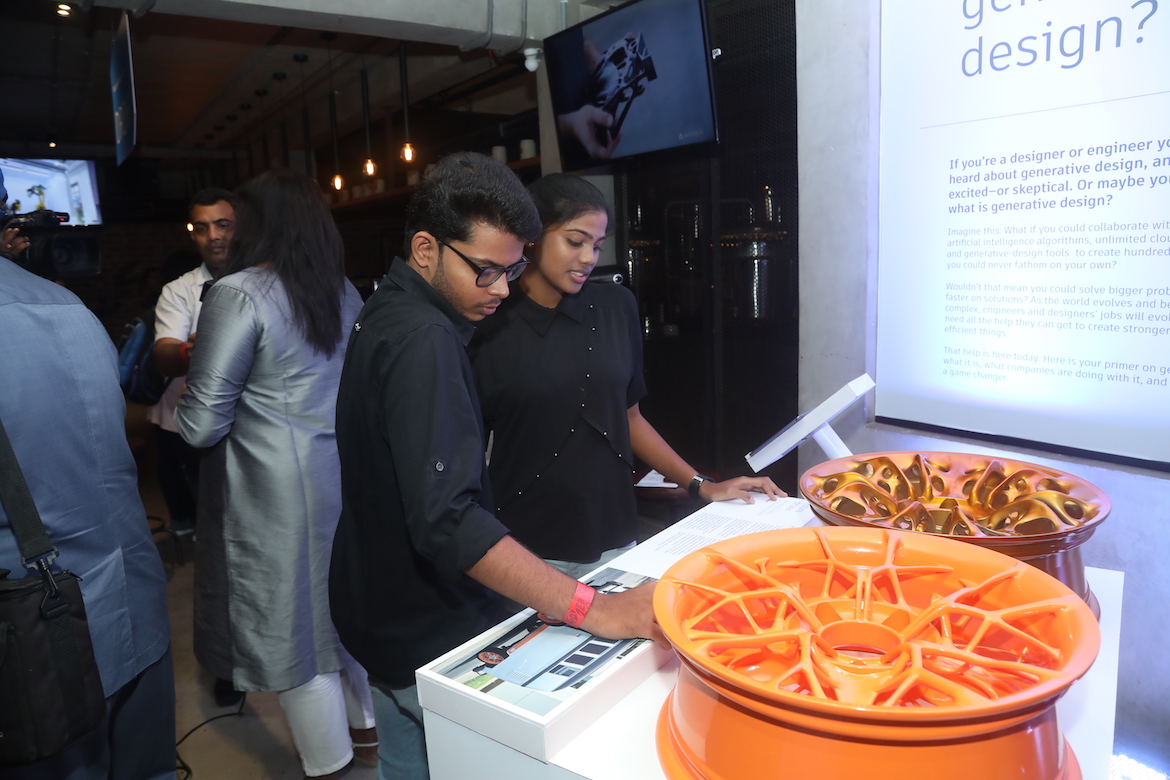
[{"x1": 544, "y1": 0, "x2": 717, "y2": 172}]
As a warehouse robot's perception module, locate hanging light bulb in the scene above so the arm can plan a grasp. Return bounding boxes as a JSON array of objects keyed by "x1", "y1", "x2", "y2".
[
  {"x1": 360, "y1": 66, "x2": 377, "y2": 177},
  {"x1": 324, "y1": 32, "x2": 344, "y2": 193},
  {"x1": 398, "y1": 43, "x2": 415, "y2": 168}
]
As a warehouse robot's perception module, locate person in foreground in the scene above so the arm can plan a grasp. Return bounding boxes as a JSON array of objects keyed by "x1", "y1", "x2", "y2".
[
  {"x1": 330, "y1": 152, "x2": 663, "y2": 780},
  {"x1": 0, "y1": 171, "x2": 175, "y2": 779},
  {"x1": 473, "y1": 173, "x2": 785, "y2": 578},
  {"x1": 174, "y1": 169, "x2": 375, "y2": 779}
]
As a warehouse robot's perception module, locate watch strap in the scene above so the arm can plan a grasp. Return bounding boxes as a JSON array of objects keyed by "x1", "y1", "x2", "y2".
[{"x1": 688, "y1": 473, "x2": 712, "y2": 499}]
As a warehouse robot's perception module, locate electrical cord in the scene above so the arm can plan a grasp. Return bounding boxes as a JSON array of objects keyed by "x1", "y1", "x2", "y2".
[{"x1": 175, "y1": 692, "x2": 248, "y2": 779}]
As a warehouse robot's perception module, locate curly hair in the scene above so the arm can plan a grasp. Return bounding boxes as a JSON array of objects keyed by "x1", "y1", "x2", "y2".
[{"x1": 404, "y1": 151, "x2": 542, "y2": 255}]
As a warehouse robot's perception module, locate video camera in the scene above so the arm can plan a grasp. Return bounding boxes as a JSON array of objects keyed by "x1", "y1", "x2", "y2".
[{"x1": 0, "y1": 210, "x2": 103, "y2": 278}]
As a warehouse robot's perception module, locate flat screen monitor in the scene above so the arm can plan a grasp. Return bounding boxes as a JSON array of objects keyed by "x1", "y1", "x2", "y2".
[
  {"x1": 543, "y1": 0, "x2": 718, "y2": 172},
  {"x1": 0, "y1": 158, "x2": 102, "y2": 226}
]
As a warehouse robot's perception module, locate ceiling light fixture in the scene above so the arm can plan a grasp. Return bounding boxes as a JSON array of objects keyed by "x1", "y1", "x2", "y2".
[
  {"x1": 273, "y1": 72, "x2": 290, "y2": 168},
  {"x1": 239, "y1": 102, "x2": 254, "y2": 175},
  {"x1": 254, "y1": 88, "x2": 269, "y2": 171},
  {"x1": 56, "y1": 4, "x2": 72, "y2": 17},
  {"x1": 360, "y1": 66, "x2": 376, "y2": 177},
  {"x1": 399, "y1": 43, "x2": 415, "y2": 164},
  {"x1": 294, "y1": 53, "x2": 313, "y2": 177}
]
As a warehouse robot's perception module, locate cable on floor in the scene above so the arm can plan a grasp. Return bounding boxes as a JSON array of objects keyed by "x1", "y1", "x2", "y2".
[{"x1": 175, "y1": 693, "x2": 248, "y2": 779}]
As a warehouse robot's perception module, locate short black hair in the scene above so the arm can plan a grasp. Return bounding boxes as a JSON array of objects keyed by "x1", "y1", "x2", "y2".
[
  {"x1": 527, "y1": 173, "x2": 613, "y2": 233},
  {"x1": 188, "y1": 187, "x2": 234, "y2": 219},
  {"x1": 404, "y1": 152, "x2": 542, "y2": 257}
]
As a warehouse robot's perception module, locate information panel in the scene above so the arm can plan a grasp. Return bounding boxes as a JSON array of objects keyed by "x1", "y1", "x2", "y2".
[{"x1": 877, "y1": 0, "x2": 1169, "y2": 465}]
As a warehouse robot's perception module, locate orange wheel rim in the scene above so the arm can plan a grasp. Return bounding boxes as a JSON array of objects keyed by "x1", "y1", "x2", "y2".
[
  {"x1": 654, "y1": 527, "x2": 1099, "y2": 780},
  {"x1": 799, "y1": 452, "x2": 1111, "y2": 613},
  {"x1": 798, "y1": 451, "x2": 1109, "y2": 542}
]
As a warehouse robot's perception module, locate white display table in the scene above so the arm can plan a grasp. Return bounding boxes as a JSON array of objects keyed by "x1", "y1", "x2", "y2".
[{"x1": 422, "y1": 499, "x2": 1122, "y2": 780}]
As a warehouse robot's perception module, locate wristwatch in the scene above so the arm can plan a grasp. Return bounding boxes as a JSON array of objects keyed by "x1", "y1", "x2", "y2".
[{"x1": 688, "y1": 473, "x2": 712, "y2": 499}]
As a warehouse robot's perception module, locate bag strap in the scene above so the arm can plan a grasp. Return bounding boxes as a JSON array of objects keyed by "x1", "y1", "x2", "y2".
[{"x1": 0, "y1": 415, "x2": 58, "y2": 571}]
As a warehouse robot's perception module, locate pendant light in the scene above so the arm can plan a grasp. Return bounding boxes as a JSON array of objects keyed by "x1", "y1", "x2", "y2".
[
  {"x1": 238, "y1": 101, "x2": 254, "y2": 176},
  {"x1": 254, "y1": 88, "x2": 269, "y2": 171},
  {"x1": 360, "y1": 65, "x2": 376, "y2": 176},
  {"x1": 324, "y1": 32, "x2": 343, "y2": 191},
  {"x1": 294, "y1": 53, "x2": 313, "y2": 177},
  {"x1": 273, "y1": 71, "x2": 290, "y2": 168},
  {"x1": 399, "y1": 43, "x2": 415, "y2": 163}
]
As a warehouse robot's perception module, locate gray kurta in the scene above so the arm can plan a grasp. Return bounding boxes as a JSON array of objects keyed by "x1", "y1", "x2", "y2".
[{"x1": 174, "y1": 266, "x2": 362, "y2": 691}]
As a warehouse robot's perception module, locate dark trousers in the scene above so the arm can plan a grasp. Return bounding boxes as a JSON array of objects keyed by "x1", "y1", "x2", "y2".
[
  {"x1": 7, "y1": 645, "x2": 177, "y2": 780},
  {"x1": 155, "y1": 427, "x2": 199, "y2": 525}
]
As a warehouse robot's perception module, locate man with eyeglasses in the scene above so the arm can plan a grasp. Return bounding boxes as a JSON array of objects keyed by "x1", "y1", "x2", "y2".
[
  {"x1": 330, "y1": 152, "x2": 662, "y2": 780},
  {"x1": 149, "y1": 188, "x2": 242, "y2": 707},
  {"x1": 149, "y1": 187, "x2": 235, "y2": 533}
]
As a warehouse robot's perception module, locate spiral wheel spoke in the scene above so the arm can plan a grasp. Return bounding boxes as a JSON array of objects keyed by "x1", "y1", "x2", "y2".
[{"x1": 661, "y1": 527, "x2": 1095, "y2": 710}]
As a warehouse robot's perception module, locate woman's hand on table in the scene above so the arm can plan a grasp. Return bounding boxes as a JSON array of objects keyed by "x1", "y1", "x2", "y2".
[{"x1": 699, "y1": 476, "x2": 786, "y2": 503}]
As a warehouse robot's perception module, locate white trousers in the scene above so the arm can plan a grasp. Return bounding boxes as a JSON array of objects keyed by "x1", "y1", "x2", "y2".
[{"x1": 277, "y1": 660, "x2": 377, "y2": 777}]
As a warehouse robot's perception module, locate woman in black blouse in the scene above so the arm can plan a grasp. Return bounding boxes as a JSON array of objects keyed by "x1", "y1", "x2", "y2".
[{"x1": 472, "y1": 174, "x2": 783, "y2": 577}]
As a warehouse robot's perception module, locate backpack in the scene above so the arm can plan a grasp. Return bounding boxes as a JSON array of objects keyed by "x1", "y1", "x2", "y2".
[{"x1": 115, "y1": 313, "x2": 172, "y2": 406}]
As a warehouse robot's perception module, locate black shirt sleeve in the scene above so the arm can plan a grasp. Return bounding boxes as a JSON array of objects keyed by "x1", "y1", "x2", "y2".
[{"x1": 373, "y1": 322, "x2": 509, "y2": 581}]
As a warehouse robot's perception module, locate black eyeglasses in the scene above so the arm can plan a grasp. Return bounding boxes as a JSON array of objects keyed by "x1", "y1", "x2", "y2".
[{"x1": 435, "y1": 236, "x2": 528, "y2": 288}]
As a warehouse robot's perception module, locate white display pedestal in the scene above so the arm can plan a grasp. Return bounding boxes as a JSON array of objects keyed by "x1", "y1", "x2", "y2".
[{"x1": 423, "y1": 501, "x2": 1122, "y2": 780}]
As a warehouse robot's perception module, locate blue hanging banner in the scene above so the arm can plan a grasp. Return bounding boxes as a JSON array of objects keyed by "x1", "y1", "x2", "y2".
[{"x1": 110, "y1": 11, "x2": 137, "y2": 166}]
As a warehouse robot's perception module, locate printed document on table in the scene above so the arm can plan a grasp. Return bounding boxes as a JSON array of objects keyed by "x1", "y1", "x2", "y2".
[{"x1": 611, "y1": 496, "x2": 817, "y2": 580}]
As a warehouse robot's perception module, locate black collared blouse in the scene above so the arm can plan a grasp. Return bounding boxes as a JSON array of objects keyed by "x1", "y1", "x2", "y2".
[{"x1": 472, "y1": 281, "x2": 648, "y2": 563}]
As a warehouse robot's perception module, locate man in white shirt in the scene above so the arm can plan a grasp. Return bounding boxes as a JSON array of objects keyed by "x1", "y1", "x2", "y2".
[
  {"x1": 150, "y1": 188, "x2": 243, "y2": 709},
  {"x1": 148, "y1": 189, "x2": 235, "y2": 536}
]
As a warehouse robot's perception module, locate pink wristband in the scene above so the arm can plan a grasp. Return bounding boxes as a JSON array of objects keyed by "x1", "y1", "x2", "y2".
[
  {"x1": 179, "y1": 341, "x2": 191, "y2": 364},
  {"x1": 562, "y1": 581, "x2": 596, "y2": 629}
]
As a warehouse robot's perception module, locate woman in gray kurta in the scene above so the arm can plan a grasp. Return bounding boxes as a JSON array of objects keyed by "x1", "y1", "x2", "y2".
[{"x1": 175, "y1": 169, "x2": 374, "y2": 779}]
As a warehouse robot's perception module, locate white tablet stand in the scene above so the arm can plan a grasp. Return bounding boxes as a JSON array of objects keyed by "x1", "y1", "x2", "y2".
[{"x1": 745, "y1": 374, "x2": 875, "y2": 471}]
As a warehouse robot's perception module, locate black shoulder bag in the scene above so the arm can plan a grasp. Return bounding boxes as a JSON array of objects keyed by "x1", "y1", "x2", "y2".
[{"x1": 0, "y1": 416, "x2": 106, "y2": 765}]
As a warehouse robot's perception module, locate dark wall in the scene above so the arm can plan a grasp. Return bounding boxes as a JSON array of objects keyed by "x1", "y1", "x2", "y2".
[
  {"x1": 624, "y1": 0, "x2": 799, "y2": 489},
  {"x1": 62, "y1": 222, "x2": 197, "y2": 337}
]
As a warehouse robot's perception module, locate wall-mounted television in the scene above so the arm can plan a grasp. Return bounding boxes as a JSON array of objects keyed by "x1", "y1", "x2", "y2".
[
  {"x1": 0, "y1": 158, "x2": 103, "y2": 226},
  {"x1": 543, "y1": 0, "x2": 718, "y2": 172},
  {"x1": 1, "y1": 158, "x2": 104, "y2": 277}
]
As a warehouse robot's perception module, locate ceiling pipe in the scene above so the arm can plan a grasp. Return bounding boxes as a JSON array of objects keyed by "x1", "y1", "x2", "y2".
[
  {"x1": 459, "y1": 0, "x2": 496, "y2": 52},
  {"x1": 497, "y1": 0, "x2": 529, "y2": 56}
]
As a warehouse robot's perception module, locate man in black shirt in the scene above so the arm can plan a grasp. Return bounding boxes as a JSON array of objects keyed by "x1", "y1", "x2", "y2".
[{"x1": 330, "y1": 152, "x2": 662, "y2": 780}]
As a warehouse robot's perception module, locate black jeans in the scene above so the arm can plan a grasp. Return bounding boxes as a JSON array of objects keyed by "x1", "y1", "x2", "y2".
[
  {"x1": 155, "y1": 427, "x2": 199, "y2": 525},
  {"x1": 7, "y1": 644, "x2": 177, "y2": 780}
]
